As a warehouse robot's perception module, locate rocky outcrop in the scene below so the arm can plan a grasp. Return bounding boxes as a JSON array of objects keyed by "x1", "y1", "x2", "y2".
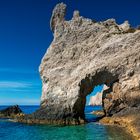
[
  {"x1": 92, "y1": 110, "x2": 105, "y2": 117},
  {"x1": 103, "y1": 75, "x2": 140, "y2": 116},
  {"x1": 100, "y1": 114, "x2": 140, "y2": 140},
  {"x1": 20, "y1": 3, "x2": 140, "y2": 128},
  {"x1": 0, "y1": 105, "x2": 23, "y2": 119}
]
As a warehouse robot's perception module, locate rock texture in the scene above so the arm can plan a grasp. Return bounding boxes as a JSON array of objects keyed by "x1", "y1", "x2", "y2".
[{"x1": 23, "y1": 3, "x2": 140, "y2": 128}]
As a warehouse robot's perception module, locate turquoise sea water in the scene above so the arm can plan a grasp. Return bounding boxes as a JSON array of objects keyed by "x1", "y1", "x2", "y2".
[{"x1": 0, "y1": 106, "x2": 134, "y2": 140}]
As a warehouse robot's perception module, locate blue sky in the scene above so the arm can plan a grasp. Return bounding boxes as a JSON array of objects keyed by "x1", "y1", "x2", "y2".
[{"x1": 0, "y1": 0, "x2": 140, "y2": 105}]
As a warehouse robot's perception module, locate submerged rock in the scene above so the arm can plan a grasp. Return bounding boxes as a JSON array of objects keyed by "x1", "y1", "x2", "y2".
[
  {"x1": 20, "y1": 3, "x2": 140, "y2": 128},
  {"x1": 92, "y1": 110, "x2": 105, "y2": 117},
  {"x1": 0, "y1": 105, "x2": 23, "y2": 119}
]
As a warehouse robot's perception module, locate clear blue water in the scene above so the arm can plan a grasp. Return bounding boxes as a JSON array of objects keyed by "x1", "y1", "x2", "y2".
[
  {"x1": 85, "y1": 106, "x2": 102, "y2": 122},
  {"x1": 0, "y1": 106, "x2": 134, "y2": 140}
]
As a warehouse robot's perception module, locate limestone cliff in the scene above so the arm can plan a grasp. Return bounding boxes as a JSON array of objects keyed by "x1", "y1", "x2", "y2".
[
  {"x1": 29, "y1": 3, "x2": 140, "y2": 126},
  {"x1": 89, "y1": 92, "x2": 102, "y2": 106},
  {"x1": 89, "y1": 85, "x2": 109, "y2": 106}
]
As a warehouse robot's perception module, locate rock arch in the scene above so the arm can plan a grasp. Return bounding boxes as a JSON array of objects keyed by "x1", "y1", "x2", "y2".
[
  {"x1": 73, "y1": 70, "x2": 119, "y2": 122},
  {"x1": 20, "y1": 3, "x2": 140, "y2": 126}
]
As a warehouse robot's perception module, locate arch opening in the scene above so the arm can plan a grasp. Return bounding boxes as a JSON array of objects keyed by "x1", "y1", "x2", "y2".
[
  {"x1": 84, "y1": 84, "x2": 110, "y2": 122},
  {"x1": 75, "y1": 69, "x2": 119, "y2": 123},
  {"x1": 85, "y1": 84, "x2": 104, "y2": 122}
]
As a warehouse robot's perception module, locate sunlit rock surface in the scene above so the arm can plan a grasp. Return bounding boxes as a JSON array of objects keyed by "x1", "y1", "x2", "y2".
[
  {"x1": 23, "y1": 3, "x2": 140, "y2": 127},
  {"x1": 89, "y1": 85, "x2": 109, "y2": 106},
  {"x1": 89, "y1": 92, "x2": 102, "y2": 106}
]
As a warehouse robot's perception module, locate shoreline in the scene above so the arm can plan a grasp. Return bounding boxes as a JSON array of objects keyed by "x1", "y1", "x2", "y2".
[
  {"x1": 6, "y1": 114, "x2": 139, "y2": 140},
  {"x1": 0, "y1": 105, "x2": 139, "y2": 139},
  {"x1": 91, "y1": 109, "x2": 139, "y2": 139},
  {"x1": 99, "y1": 116, "x2": 140, "y2": 140}
]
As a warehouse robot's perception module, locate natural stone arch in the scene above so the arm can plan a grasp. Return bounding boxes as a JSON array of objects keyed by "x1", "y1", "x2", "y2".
[
  {"x1": 19, "y1": 3, "x2": 140, "y2": 128},
  {"x1": 73, "y1": 69, "x2": 119, "y2": 122}
]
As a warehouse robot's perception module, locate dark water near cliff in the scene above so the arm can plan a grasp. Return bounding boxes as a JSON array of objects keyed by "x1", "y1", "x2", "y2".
[{"x1": 0, "y1": 106, "x2": 134, "y2": 140}]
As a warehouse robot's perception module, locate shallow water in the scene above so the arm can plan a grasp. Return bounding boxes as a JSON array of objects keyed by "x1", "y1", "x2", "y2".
[{"x1": 0, "y1": 106, "x2": 134, "y2": 140}]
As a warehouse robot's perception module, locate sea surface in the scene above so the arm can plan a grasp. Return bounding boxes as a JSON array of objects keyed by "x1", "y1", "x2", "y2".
[{"x1": 0, "y1": 105, "x2": 134, "y2": 140}]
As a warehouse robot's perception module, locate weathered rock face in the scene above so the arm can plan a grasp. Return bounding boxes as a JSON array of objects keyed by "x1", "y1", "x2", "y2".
[{"x1": 36, "y1": 3, "x2": 140, "y2": 124}]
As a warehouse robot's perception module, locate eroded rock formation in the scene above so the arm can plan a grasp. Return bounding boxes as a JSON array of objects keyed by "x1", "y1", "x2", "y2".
[{"x1": 22, "y1": 3, "x2": 140, "y2": 127}]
